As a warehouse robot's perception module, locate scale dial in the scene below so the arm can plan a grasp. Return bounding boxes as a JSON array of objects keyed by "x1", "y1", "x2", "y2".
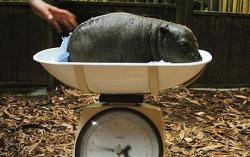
[{"x1": 75, "y1": 108, "x2": 163, "y2": 157}]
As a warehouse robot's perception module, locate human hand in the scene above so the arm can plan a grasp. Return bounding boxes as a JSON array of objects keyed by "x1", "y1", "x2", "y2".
[{"x1": 29, "y1": 0, "x2": 78, "y2": 32}]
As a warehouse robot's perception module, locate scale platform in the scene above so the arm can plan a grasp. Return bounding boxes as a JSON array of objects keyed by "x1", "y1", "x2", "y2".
[
  {"x1": 33, "y1": 48, "x2": 212, "y2": 95},
  {"x1": 33, "y1": 48, "x2": 212, "y2": 157}
]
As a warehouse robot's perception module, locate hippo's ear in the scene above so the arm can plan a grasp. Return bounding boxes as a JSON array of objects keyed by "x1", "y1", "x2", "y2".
[{"x1": 159, "y1": 25, "x2": 173, "y2": 39}]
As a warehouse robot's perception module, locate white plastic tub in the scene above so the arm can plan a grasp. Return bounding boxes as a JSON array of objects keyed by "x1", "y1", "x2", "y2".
[{"x1": 33, "y1": 48, "x2": 212, "y2": 94}]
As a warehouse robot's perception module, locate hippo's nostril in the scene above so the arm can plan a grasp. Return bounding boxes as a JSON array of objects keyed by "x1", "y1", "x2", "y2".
[
  {"x1": 194, "y1": 54, "x2": 202, "y2": 61},
  {"x1": 190, "y1": 52, "x2": 202, "y2": 61}
]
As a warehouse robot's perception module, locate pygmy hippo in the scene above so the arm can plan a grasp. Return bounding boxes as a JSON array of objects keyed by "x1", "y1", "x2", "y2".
[{"x1": 67, "y1": 12, "x2": 201, "y2": 63}]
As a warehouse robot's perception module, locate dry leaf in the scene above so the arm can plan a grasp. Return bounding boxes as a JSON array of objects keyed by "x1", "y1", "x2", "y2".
[
  {"x1": 179, "y1": 129, "x2": 185, "y2": 142},
  {"x1": 45, "y1": 145, "x2": 54, "y2": 152},
  {"x1": 58, "y1": 97, "x2": 64, "y2": 101},
  {"x1": 227, "y1": 106, "x2": 243, "y2": 115},
  {"x1": 196, "y1": 112, "x2": 205, "y2": 116},
  {"x1": 223, "y1": 98, "x2": 234, "y2": 105},
  {"x1": 25, "y1": 140, "x2": 41, "y2": 154},
  {"x1": 206, "y1": 116, "x2": 215, "y2": 121},
  {"x1": 197, "y1": 144, "x2": 224, "y2": 152},
  {"x1": 170, "y1": 145, "x2": 182, "y2": 153},
  {"x1": 185, "y1": 97, "x2": 201, "y2": 106},
  {"x1": 233, "y1": 95, "x2": 248, "y2": 99},
  {"x1": 184, "y1": 137, "x2": 193, "y2": 143},
  {"x1": 196, "y1": 131, "x2": 204, "y2": 140},
  {"x1": 196, "y1": 117, "x2": 205, "y2": 121}
]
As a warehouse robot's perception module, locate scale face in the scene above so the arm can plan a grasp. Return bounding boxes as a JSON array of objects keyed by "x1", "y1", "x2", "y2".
[{"x1": 74, "y1": 106, "x2": 164, "y2": 157}]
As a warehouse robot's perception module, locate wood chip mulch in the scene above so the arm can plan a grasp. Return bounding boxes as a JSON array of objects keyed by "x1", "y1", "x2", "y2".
[{"x1": 0, "y1": 86, "x2": 249, "y2": 157}]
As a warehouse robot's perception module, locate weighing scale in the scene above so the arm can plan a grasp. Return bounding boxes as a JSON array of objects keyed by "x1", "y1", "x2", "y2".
[{"x1": 33, "y1": 47, "x2": 212, "y2": 157}]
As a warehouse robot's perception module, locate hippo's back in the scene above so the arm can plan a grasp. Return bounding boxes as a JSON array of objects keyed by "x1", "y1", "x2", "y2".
[{"x1": 67, "y1": 12, "x2": 157, "y2": 62}]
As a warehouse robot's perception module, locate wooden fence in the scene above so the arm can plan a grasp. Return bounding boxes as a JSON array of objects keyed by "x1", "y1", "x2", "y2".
[
  {"x1": 199, "y1": 0, "x2": 250, "y2": 13},
  {"x1": 0, "y1": 1, "x2": 249, "y2": 88},
  {"x1": 0, "y1": 2, "x2": 54, "y2": 87},
  {"x1": 192, "y1": 11, "x2": 250, "y2": 87}
]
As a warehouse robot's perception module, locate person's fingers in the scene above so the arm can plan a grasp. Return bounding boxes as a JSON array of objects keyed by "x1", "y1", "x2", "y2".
[
  {"x1": 49, "y1": 7, "x2": 78, "y2": 27},
  {"x1": 44, "y1": 11, "x2": 53, "y2": 21},
  {"x1": 65, "y1": 15, "x2": 78, "y2": 28},
  {"x1": 32, "y1": 7, "x2": 61, "y2": 32},
  {"x1": 33, "y1": 7, "x2": 53, "y2": 22},
  {"x1": 60, "y1": 19, "x2": 75, "y2": 31},
  {"x1": 50, "y1": 19, "x2": 62, "y2": 33},
  {"x1": 31, "y1": 1, "x2": 78, "y2": 32},
  {"x1": 30, "y1": 0, "x2": 54, "y2": 21},
  {"x1": 64, "y1": 15, "x2": 78, "y2": 28},
  {"x1": 49, "y1": 6, "x2": 76, "y2": 19}
]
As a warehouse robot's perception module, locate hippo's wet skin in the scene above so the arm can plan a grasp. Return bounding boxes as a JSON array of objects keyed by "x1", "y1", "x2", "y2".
[{"x1": 67, "y1": 12, "x2": 201, "y2": 63}]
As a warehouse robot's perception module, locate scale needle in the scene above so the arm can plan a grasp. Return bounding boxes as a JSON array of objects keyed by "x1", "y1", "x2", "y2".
[
  {"x1": 96, "y1": 146, "x2": 114, "y2": 152},
  {"x1": 118, "y1": 145, "x2": 131, "y2": 157}
]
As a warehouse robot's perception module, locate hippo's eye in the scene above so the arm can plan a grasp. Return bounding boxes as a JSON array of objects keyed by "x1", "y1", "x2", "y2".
[{"x1": 179, "y1": 42, "x2": 191, "y2": 54}]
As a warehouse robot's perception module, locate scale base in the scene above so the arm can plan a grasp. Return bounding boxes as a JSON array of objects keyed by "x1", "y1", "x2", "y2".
[{"x1": 73, "y1": 102, "x2": 166, "y2": 157}]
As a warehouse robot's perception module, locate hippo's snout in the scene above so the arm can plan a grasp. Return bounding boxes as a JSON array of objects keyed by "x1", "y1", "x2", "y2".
[{"x1": 191, "y1": 51, "x2": 202, "y2": 61}]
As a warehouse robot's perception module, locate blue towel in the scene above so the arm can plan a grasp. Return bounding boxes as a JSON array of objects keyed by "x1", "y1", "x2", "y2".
[{"x1": 58, "y1": 34, "x2": 71, "y2": 62}]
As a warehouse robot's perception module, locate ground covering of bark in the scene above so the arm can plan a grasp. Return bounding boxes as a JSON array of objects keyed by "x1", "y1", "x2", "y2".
[{"x1": 0, "y1": 86, "x2": 249, "y2": 157}]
